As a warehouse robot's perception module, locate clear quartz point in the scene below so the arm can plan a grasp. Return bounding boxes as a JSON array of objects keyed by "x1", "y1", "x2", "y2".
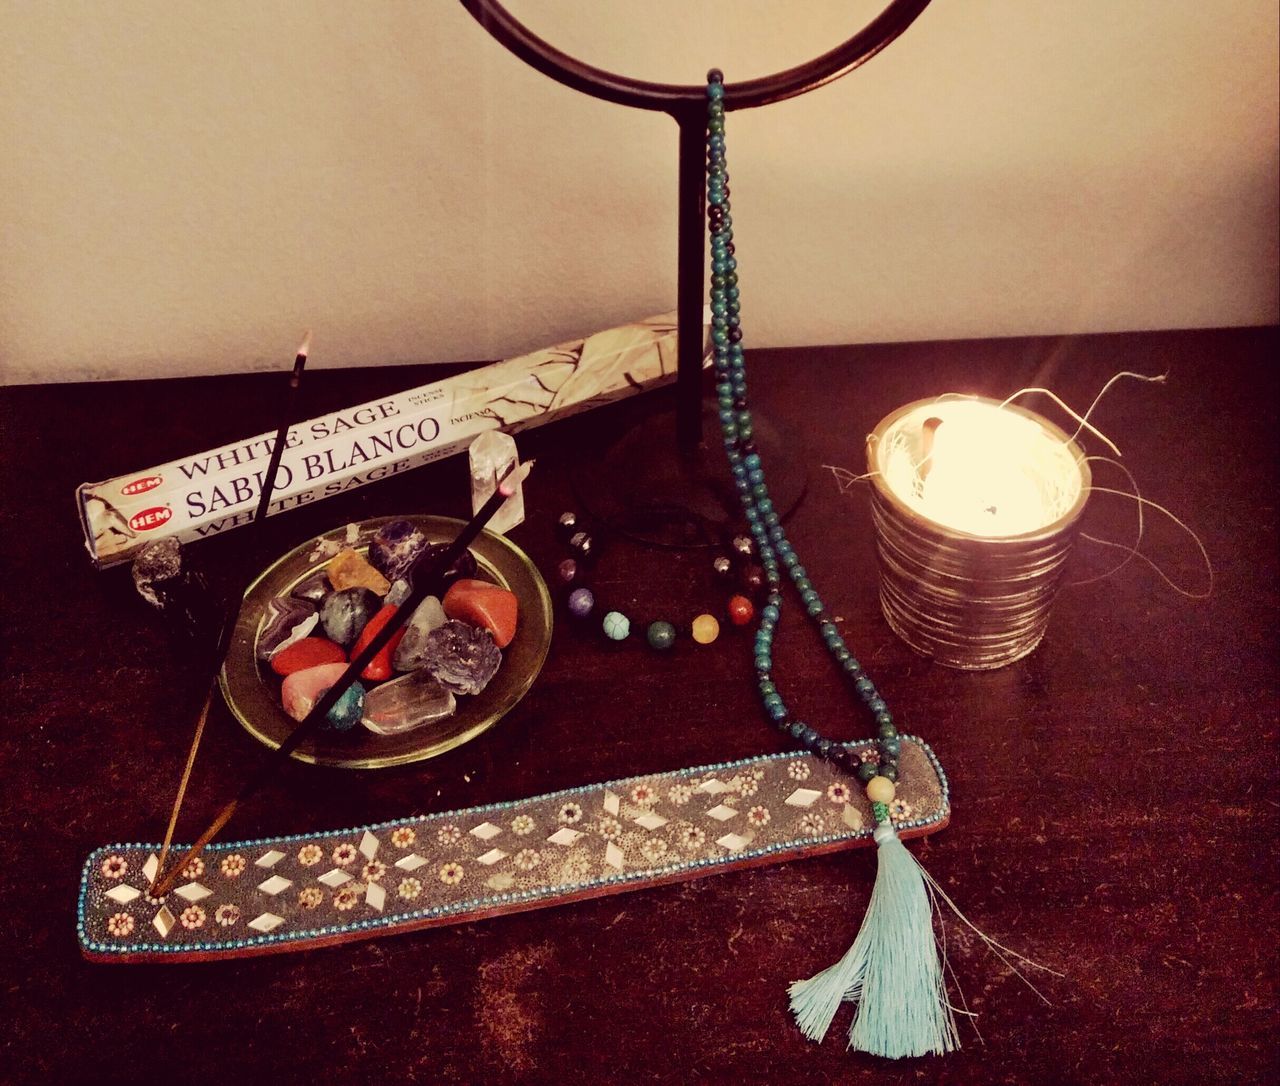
[
  {"x1": 469, "y1": 430, "x2": 524, "y2": 534},
  {"x1": 361, "y1": 669, "x2": 457, "y2": 736}
]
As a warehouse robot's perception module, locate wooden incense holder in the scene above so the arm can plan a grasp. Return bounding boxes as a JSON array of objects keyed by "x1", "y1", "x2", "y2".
[{"x1": 79, "y1": 738, "x2": 948, "y2": 963}]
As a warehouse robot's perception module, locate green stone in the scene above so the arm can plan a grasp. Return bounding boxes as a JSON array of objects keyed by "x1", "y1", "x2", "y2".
[
  {"x1": 646, "y1": 620, "x2": 676, "y2": 650},
  {"x1": 602, "y1": 611, "x2": 630, "y2": 641}
]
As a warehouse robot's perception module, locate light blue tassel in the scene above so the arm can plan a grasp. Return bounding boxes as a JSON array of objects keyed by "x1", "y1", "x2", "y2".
[{"x1": 789, "y1": 822, "x2": 959, "y2": 1059}]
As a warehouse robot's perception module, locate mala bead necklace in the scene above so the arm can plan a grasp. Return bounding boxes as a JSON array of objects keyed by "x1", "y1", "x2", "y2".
[
  {"x1": 704, "y1": 70, "x2": 958, "y2": 1059},
  {"x1": 553, "y1": 511, "x2": 758, "y2": 648}
]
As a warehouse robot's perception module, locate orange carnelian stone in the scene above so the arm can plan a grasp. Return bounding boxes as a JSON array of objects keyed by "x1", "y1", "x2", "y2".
[
  {"x1": 349, "y1": 604, "x2": 406, "y2": 681},
  {"x1": 270, "y1": 637, "x2": 347, "y2": 676},
  {"x1": 442, "y1": 579, "x2": 519, "y2": 648}
]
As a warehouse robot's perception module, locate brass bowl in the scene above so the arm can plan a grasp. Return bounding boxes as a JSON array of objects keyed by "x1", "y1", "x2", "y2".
[{"x1": 218, "y1": 515, "x2": 553, "y2": 769}]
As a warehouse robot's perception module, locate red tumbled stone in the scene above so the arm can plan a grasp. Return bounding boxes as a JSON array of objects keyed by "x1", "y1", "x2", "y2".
[
  {"x1": 349, "y1": 604, "x2": 406, "y2": 682},
  {"x1": 442, "y1": 579, "x2": 519, "y2": 649},
  {"x1": 727, "y1": 594, "x2": 754, "y2": 626},
  {"x1": 270, "y1": 637, "x2": 347, "y2": 676}
]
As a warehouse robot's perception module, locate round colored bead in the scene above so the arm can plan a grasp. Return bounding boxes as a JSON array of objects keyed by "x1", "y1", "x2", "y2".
[
  {"x1": 739, "y1": 564, "x2": 765, "y2": 596},
  {"x1": 865, "y1": 776, "x2": 896, "y2": 804},
  {"x1": 691, "y1": 614, "x2": 720, "y2": 644},
  {"x1": 646, "y1": 620, "x2": 676, "y2": 650},
  {"x1": 711, "y1": 555, "x2": 734, "y2": 581},
  {"x1": 727, "y1": 595, "x2": 754, "y2": 626},
  {"x1": 855, "y1": 761, "x2": 879, "y2": 783},
  {"x1": 568, "y1": 531, "x2": 595, "y2": 563},
  {"x1": 602, "y1": 611, "x2": 630, "y2": 641},
  {"x1": 556, "y1": 511, "x2": 579, "y2": 543},
  {"x1": 556, "y1": 558, "x2": 579, "y2": 587},
  {"x1": 731, "y1": 534, "x2": 756, "y2": 560},
  {"x1": 567, "y1": 587, "x2": 594, "y2": 619}
]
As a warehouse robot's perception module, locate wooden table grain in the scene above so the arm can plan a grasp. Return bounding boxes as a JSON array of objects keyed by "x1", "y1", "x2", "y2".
[{"x1": 1, "y1": 327, "x2": 1276, "y2": 1084}]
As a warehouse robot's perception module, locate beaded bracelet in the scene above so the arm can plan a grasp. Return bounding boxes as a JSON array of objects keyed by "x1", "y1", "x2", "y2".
[{"x1": 550, "y1": 511, "x2": 762, "y2": 650}]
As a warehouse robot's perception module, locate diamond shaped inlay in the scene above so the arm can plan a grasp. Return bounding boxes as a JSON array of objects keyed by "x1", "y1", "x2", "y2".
[
  {"x1": 395, "y1": 853, "x2": 427, "y2": 871},
  {"x1": 476, "y1": 848, "x2": 508, "y2": 866},
  {"x1": 546, "y1": 827, "x2": 583, "y2": 847},
  {"x1": 366, "y1": 882, "x2": 386, "y2": 912},
  {"x1": 105, "y1": 884, "x2": 141, "y2": 905},
  {"x1": 257, "y1": 875, "x2": 293, "y2": 896},
  {"x1": 697, "y1": 778, "x2": 730, "y2": 794},
  {"x1": 174, "y1": 882, "x2": 212, "y2": 902},
  {"x1": 141, "y1": 854, "x2": 159, "y2": 885},
  {"x1": 255, "y1": 849, "x2": 286, "y2": 868},
  {"x1": 634, "y1": 812, "x2": 668, "y2": 831},
  {"x1": 842, "y1": 804, "x2": 866, "y2": 830},
  {"x1": 359, "y1": 831, "x2": 379, "y2": 860},
  {"x1": 317, "y1": 868, "x2": 352, "y2": 888},
  {"x1": 248, "y1": 912, "x2": 284, "y2": 934},
  {"x1": 784, "y1": 788, "x2": 822, "y2": 808},
  {"x1": 716, "y1": 832, "x2": 755, "y2": 852},
  {"x1": 152, "y1": 906, "x2": 176, "y2": 937},
  {"x1": 605, "y1": 841, "x2": 624, "y2": 870},
  {"x1": 486, "y1": 872, "x2": 516, "y2": 891},
  {"x1": 706, "y1": 804, "x2": 738, "y2": 821},
  {"x1": 603, "y1": 791, "x2": 620, "y2": 816},
  {"x1": 470, "y1": 822, "x2": 502, "y2": 841}
]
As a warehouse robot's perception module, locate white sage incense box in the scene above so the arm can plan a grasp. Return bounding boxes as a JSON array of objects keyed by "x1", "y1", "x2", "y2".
[{"x1": 78, "y1": 311, "x2": 707, "y2": 568}]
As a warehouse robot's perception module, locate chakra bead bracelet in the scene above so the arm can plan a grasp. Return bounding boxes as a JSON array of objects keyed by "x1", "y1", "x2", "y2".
[{"x1": 552, "y1": 511, "x2": 759, "y2": 651}]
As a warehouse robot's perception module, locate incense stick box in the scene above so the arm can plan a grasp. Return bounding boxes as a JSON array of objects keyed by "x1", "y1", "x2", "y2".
[{"x1": 78, "y1": 311, "x2": 707, "y2": 568}]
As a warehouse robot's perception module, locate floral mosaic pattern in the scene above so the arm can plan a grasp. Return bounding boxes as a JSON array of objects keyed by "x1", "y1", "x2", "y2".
[{"x1": 78, "y1": 739, "x2": 947, "y2": 961}]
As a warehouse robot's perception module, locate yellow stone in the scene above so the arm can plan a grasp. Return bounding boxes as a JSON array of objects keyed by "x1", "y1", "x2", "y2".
[
  {"x1": 327, "y1": 548, "x2": 390, "y2": 595},
  {"x1": 691, "y1": 613, "x2": 720, "y2": 644},
  {"x1": 865, "y1": 775, "x2": 896, "y2": 804}
]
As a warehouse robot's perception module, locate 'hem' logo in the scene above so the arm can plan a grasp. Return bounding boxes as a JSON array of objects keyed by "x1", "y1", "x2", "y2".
[
  {"x1": 129, "y1": 506, "x2": 173, "y2": 532},
  {"x1": 121, "y1": 475, "x2": 163, "y2": 496}
]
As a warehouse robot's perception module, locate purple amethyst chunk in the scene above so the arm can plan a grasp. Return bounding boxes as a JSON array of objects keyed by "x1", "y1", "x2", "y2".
[
  {"x1": 420, "y1": 619, "x2": 502, "y2": 696},
  {"x1": 368, "y1": 519, "x2": 430, "y2": 583}
]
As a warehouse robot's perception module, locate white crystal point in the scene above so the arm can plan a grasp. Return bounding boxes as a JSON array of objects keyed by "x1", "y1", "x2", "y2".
[{"x1": 469, "y1": 430, "x2": 524, "y2": 534}]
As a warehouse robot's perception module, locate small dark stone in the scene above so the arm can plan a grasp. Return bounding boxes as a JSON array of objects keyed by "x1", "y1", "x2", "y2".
[
  {"x1": 416, "y1": 543, "x2": 478, "y2": 591},
  {"x1": 855, "y1": 761, "x2": 878, "y2": 783},
  {"x1": 131, "y1": 538, "x2": 182, "y2": 609},
  {"x1": 739, "y1": 563, "x2": 766, "y2": 597},
  {"x1": 711, "y1": 555, "x2": 734, "y2": 581},
  {"x1": 130, "y1": 538, "x2": 219, "y2": 647},
  {"x1": 568, "y1": 531, "x2": 595, "y2": 564},
  {"x1": 556, "y1": 512, "x2": 579, "y2": 543},
  {"x1": 557, "y1": 558, "x2": 579, "y2": 587},
  {"x1": 730, "y1": 534, "x2": 756, "y2": 560},
  {"x1": 291, "y1": 570, "x2": 332, "y2": 604},
  {"x1": 879, "y1": 764, "x2": 898, "y2": 783}
]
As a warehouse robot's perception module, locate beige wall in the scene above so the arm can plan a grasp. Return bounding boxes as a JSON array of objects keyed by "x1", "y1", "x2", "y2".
[{"x1": 1, "y1": 1, "x2": 1276, "y2": 384}]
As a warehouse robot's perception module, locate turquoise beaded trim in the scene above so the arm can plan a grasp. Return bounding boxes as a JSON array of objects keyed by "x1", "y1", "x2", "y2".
[{"x1": 78, "y1": 739, "x2": 948, "y2": 961}]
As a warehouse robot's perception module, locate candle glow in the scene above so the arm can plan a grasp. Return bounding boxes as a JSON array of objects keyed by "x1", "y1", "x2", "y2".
[{"x1": 878, "y1": 399, "x2": 1083, "y2": 538}]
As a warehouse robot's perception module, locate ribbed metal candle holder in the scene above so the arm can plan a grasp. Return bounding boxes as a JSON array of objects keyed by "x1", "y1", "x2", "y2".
[{"x1": 866, "y1": 396, "x2": 1091, "y2": 670}]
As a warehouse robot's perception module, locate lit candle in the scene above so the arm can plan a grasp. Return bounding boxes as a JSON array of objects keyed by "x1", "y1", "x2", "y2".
[{"x1": 866, "y1": 397, "x2": 1091, "y2": 669}]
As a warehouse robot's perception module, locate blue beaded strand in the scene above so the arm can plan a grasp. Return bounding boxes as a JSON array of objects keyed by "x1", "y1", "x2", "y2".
[{"x1": 705, "y1": 70, "x2": 899, "y2": 786}]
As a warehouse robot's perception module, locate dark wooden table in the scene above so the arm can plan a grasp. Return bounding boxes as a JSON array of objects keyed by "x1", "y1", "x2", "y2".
[{"x1": 2, "y1": 327, "x2": 1276, "y2": 1084}]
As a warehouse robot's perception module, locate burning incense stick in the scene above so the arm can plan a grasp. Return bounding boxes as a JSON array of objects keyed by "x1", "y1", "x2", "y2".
[
  {"x1": 150, "y1": 457, "x2": 534, "y2": 895},
  {"x1": 150, "y1": 333, "x2": 310, "y2": 893}
]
